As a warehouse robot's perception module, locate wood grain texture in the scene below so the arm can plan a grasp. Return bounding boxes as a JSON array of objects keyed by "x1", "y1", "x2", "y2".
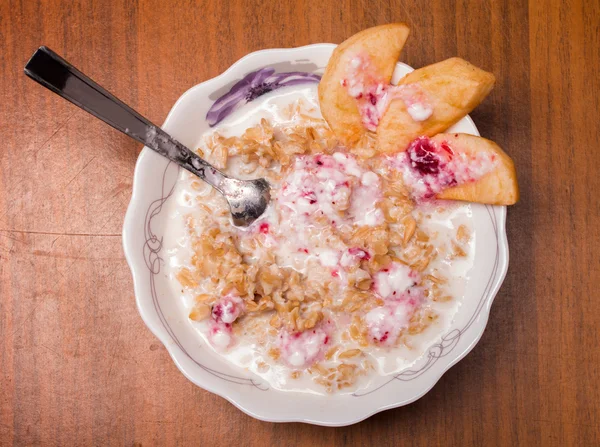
[{"x1": 1, "y1": 0, "x2": 598, "y2": 445}]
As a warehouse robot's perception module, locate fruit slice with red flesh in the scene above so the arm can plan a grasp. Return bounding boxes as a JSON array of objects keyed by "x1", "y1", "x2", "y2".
[
  {"x1": 399, "y1": 133, "x2": 518, "y2": 205},
  {"x1": 377, "y1": 58, "x2": 496, "y2": 154},
  {"x1": 318, "y1": 24, "x2": 410, "y2": 147}
]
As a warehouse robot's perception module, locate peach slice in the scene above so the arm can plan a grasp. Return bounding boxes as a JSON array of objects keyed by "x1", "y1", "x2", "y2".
[
  {"x1": 398, "y1": 133, "x2": 518, "y2": 205},
  {"x1": 318, "y1": 23, "x2": 410, "y2": 146},
  {"x1": 377, "y1": 58, "x2": 496, "y2": 153}
]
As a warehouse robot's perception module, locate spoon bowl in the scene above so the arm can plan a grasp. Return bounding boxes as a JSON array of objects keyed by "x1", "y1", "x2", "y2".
[{"x1": 221, "y1": 177, "x2": 271, "y2": 227}]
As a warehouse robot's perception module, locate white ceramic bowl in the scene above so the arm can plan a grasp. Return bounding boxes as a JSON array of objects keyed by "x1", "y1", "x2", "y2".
[{"x1": 122, "y1": 44, "x2": 509, "y2": 426}]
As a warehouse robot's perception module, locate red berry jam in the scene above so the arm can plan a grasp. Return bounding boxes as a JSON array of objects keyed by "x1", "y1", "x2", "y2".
[{"x1": 407, "y1": 137, "x2": 444, "y2": 175}]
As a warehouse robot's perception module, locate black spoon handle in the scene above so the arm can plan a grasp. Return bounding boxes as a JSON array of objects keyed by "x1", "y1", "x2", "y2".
[{"x1": 24, "y1": 46, "x2": 226, "y2": 189}]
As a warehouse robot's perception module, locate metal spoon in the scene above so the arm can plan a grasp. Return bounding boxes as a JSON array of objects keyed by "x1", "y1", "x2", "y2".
[{"x1": 24, "y1": 46, "x2": 270, "y2": 227}]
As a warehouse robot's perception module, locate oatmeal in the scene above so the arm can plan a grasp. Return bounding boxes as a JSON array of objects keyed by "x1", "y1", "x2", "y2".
[{"x1": 164, "y1": 86, "x2": 475, "y2": 394}]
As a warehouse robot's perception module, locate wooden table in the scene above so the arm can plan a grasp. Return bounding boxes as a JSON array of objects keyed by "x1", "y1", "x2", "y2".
[{"x1": 1, "y1": 0, "x2": 599, "y2": 445}]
